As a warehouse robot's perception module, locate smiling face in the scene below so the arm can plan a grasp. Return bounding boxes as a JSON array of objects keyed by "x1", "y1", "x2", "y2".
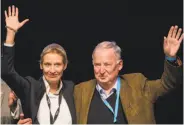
[
  {"x1": 93, "y1": 48, "x2": 123, "y2": 87},
  {"x1": 39, "y1": 43, "x2": 68, "y2": 85},
  {"x1": 40, "y1": 52, "x2": 67, "y2": 85}
]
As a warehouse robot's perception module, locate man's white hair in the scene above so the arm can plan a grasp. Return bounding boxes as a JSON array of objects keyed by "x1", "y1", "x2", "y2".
[{"x1": 92, "y1": 41, "x2": 122, "y2": 60}]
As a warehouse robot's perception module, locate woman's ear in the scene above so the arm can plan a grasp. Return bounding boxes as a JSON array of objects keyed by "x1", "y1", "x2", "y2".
[
  {"x1": 64, "y1": 64, "x2": 67, "y2": 70},
  {"x1": 40, "y1": 63, "x2": 43, "y2": 70}
]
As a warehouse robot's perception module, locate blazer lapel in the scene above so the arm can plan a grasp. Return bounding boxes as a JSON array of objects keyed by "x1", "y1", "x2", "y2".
[
  {"x1": 81, "y1": 80, "x2": 96, "y2": 124},
  {"x1": 120, "y1": 77, "x2": 139, "y2": 124},
  {"x1": 62, "y1": 81, "x2": 76, "y2": 124},
  {"x1": 32, "y1": 78, "x2": 46, "y2": 123}
]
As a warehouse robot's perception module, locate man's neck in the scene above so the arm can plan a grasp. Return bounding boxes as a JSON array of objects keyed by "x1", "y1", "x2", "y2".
[
  {"x1": 99, "y1": 82, "x2": 115, "y2": 95},
  {"x1": 98, "y1": 78, "x2": 118, "y2": 95}
]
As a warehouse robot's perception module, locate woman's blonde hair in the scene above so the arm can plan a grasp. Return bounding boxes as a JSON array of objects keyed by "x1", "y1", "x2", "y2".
[{"x1": 40, "y1": 43, "x2": 68, "y2": 65}]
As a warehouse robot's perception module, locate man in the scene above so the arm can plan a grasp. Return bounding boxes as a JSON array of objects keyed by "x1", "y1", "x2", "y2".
[
  {"x1": 8, "y1": 91, "x2": 29, "y2": 124},
  {"x1": 0, "y1": 79, "x2": 17, "y2": 124},
  {"x1": 74, "y1": 27, "x2": 183, "y2": 123},
  {"x1": 2, "y1": 5, "x2": 76, "y2": 124},
  {"x1": 8, "y1": 90, "x2": 23, "y2": 120}
]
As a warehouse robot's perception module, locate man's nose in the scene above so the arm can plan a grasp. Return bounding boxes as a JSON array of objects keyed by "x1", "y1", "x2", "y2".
[{"x1": 99, "y1": 66, "x2": 105, "y2": 74}]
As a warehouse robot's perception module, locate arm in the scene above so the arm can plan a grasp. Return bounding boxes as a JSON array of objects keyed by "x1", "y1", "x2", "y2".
[
  {"x1": 142, "y1": 25, "x2": 183, "y2": 102},
  {"x1": 9, "y1": 91, "x2": 23, "y2": 120},
  {"x1": 8, "y1": 90, "x2": 19, "y2": 119},
  {"x1": 1, "y1": 5, "x2": 30, "y2": 100},
  {"x1": 10, "y1": 99, "x2": 23, "y2": 120}
]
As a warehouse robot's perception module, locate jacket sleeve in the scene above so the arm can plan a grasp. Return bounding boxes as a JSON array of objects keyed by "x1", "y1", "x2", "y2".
[
  {"x1": 1, "y1": 45, "x2": 31, "y2": 100},
  {"x1": 141, "y1": 59, "x2": 183, "y2": 102}
]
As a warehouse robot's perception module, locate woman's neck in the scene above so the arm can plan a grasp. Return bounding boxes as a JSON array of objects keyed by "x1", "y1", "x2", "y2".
[{"x1": 49, "y1": 82, "x2": 60, "y2": 93}]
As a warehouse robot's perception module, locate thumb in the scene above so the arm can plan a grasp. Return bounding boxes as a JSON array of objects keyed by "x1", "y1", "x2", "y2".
[
  {"x1": 19, "y1": 19, "x2": 29, "y2": 28},
  {"x1": 164, "y1": 36, "x2": 167, "y2": 45},
  {"x1": 19, "y1": 113, "x2": 24, "y2": 120}
]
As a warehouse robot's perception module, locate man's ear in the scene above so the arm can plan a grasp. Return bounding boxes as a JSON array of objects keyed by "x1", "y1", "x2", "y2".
[{"x1": 118, "y1": 60, "x2": 123, "y2": 71}]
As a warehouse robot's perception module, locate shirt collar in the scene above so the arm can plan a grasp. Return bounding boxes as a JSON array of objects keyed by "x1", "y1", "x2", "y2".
[
  {"x1": 42, "y1": 76, "x2": 63, "y2": 95},
  {"x1": 96, "y1": 78, "x2": 118, "y2": 96}
]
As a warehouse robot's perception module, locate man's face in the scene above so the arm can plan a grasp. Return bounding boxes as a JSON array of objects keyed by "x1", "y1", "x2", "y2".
[
  {"x1": 93, "y1": 48, "x2": 123, "y2": 85},
  {"x1": 40, "y1": 53, "x2": 66, "y2": 85}
]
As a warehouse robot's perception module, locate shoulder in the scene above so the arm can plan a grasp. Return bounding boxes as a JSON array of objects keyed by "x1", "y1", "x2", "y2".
[
  {"x1": 24, "y1": 76, "x2": 41, "y2": 85},
  {"x1": 63, "y1": 80, "x2": 75, "y2": 84},
  {"x1": 63, "y1": 80, "x2": 75, "y2": 86},
  {"x1": 121, "y1": 73, "x2": 146, "y2": 80},
  {"x1": 75, "y1": 79, "x2": 96, "y2": 89},
  {"x1": 62, "y1": 80, "x2": 75, "y2": 91},
  {"x1": 120, "y1": 73, "x2": 147, "y2": 87}
]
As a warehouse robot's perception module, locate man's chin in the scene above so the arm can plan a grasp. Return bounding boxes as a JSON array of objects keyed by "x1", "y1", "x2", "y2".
[{"x1": 98, "y1": 79, "x2": 108, "y2": 84}]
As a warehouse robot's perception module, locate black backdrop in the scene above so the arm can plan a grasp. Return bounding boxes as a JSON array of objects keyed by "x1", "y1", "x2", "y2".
[{"x1": 1, "y1": 0, "x2": 183, "y2": 124}]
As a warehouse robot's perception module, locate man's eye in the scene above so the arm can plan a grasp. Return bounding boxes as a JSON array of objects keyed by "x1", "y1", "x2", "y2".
[
  {"x1": 104, "y1": 63, "x2": 110, "y2": 66},
  {"x1": 94, "y1": 64, "x2": 100, "y2": 66}
]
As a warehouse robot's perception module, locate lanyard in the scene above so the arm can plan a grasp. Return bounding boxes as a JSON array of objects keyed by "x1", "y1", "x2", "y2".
[
  {"x1": 46, "y1": 90, "x2": 62, "y2": 124},
  {"x1": 100, "y1": 77, "x2": 121, "y2": 123}
]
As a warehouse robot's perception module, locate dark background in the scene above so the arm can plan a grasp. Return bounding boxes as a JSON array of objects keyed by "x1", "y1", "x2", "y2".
[{"x1": 2, "y1": 0, "x2": 183, "y2": 124}]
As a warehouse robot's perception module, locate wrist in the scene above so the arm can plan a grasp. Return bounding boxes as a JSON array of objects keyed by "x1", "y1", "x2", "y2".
[
  {"x1": 5, "y1": 37, "x2": 15, "y2": 44},
  {"x1": 5, "y1": 25, "x2": 17, "y2": 33},
  {"x1": 165, "y1": 55, "x2": 177, "y2": 62},
  {"x1": 7, "y1": 28, "x2": 16, "y2": 34},
  {"x1": 6, "y1": 30, "x2": 16, "y2": 44}
]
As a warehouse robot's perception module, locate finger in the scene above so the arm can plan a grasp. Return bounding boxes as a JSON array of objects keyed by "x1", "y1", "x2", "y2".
[
  {"x1": 8, "y1": 93, "x2": 13, "y2": 99},
  {"x1": 21, "y1": 118, "x2": 32, "y2": 123},
  {"x1": 10, "y1": 91, "x2": 16, "y2": 99},
  {"x1": 12, "y1": 95, "x2": 17, "y2": 101},
  {"x1": 172, "y1": 25, "x2": 178, "y2": 38},
  {"x1": 12, "y1": 91, "x2": 17, "y2": 98},
  {"x1": 9, "y1": 92, "x2": 14, "y2": 97},
  {"x1": 19, "y1": 19, "x2": 29, "y2": 27},
  {"x1": 11, "y1": 90, "x2": 15, "y2": 95},
  {"x1": 20, "y1": 113, "x2": 24, "y2": 119},
  {"x1": 26, "y1": 119, "x2": 32, "y2": 124},
  {"x1": 178, "y1": 33, "x2": 184, "y2": 43},
  {"x1": 167, "y1": 26, "x2": 174, "y2": 38},
  {"x1": 27, "y1": 121, "x2": 32, "y2": 124},
  {"x1": 9, "y1": 92, "x2": 13, "y2": 98},
  {"x1": 18, "y1": 119, "x2": 26, "y2": 124},
  {"x1": 8, "y1": 96, "x2": 13, "y2": 102},
  {"x1": 15, "y1": 7, "x2": 19, "y2": 17},
  {"x1": 12, "y1": 5, "x2": 15, "y2": 16},
  {"x1": 8, "y1": 100, "x2": 13, "y2": 107},
  {"x1": 4, "y1": 10, "x2": 8, "y2": 19},
  {"x1": 13, "y1": 97, "x2": 18, "y2": 102},
  {"x1": 8, "y1": 6, "x2": 11, "y2": 16},
  {"x1": 176, "y1": 28, "x2": 182, "y2": 40}
]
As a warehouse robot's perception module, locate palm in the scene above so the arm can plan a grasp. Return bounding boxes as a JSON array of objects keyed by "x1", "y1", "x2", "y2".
[
  {"x1": 163, "y1": 26, "x2": 183, "y2": 57},
  {"x1": 6, "y1": 16, "x2": 20, "y2": 30},
  {"x1": 5, "y1": 6, "x2": 29, "y2": 31}
]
